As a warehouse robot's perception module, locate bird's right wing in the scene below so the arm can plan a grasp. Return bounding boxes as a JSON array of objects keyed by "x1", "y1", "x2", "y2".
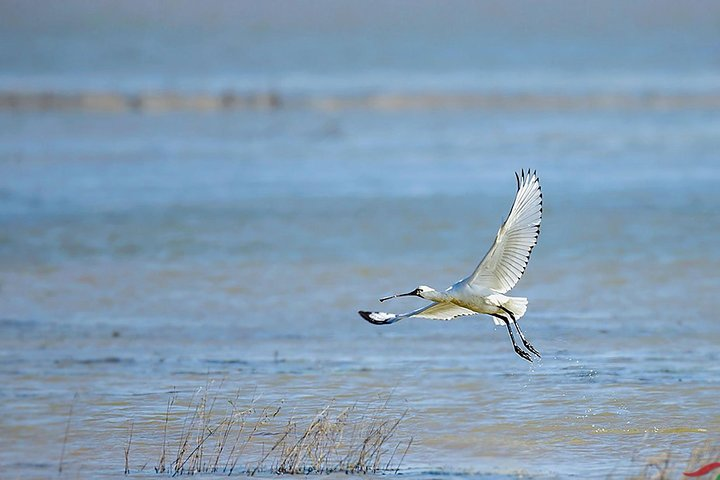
[
  {"x1": 359, "y1": 302, "x2": 477, "y2": 325},
  {"x1": 463, "y1": 169, "x2": 542, "y2": 293}
]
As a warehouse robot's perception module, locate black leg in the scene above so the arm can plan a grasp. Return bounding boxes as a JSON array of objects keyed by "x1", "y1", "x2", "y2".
[
  {"x1": 498, "y1": 305, "x2": 516, "y2": 322},
  {"x1": 491, "y1": 314, "x2": 532, "y2": 363},
  {"x1": 513, "y1": 321, "x2": 541, "y2": 358},
  {"x1": 498, "y1": 306, "x2": 541, "y2": 358}
]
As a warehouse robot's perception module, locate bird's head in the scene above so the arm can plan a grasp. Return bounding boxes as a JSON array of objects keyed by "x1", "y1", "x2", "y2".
[{"x1": 379, "y1": 285, "x2": 436, "y2": 302}]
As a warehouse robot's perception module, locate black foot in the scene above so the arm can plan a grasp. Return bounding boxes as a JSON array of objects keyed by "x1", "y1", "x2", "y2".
[
  {"x1": 512, "y1": 320, "x2": 541, "y2": 359},
  {"x1": 522, "y1": 340, "x2": 541, "y2": 359},
  {"x1": 514, "y1": 346, "x2": 533, "y2": 363}
]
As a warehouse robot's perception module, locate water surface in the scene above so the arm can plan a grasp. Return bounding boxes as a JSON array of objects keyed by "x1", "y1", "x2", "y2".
[{"x1": 1, "y1": 2, "x2": 720, "y2": 478}]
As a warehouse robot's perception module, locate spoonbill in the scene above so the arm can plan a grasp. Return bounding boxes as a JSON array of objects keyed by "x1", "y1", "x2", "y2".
[{"x1": 359, "y1": 169, "x2": 542, "y2": 362}]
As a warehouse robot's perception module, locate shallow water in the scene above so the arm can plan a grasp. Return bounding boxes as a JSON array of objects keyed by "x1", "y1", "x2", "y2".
[
  {"x1": 3, "y1": 106, "x2": 719, "y2": 478},
  {"x1": 2, "y1": 2, "x2": 720, "y2": 479}
]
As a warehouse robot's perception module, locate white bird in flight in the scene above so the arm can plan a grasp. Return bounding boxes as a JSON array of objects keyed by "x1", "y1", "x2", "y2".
[{"x1": 359, "y1": 169, "x2": 543, "y2": 362}]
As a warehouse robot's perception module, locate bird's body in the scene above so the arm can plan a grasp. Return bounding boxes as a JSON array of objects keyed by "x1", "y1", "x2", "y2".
[
  {"x1": 446, "y1": 287, "x2": 524, "y2": 320},
  {"x1": 359, "y1": 169, "x2": 543, "y2": 362}
]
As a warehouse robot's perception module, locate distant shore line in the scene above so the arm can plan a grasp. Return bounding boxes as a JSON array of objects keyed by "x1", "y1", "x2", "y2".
[{"x1": 1, "y1": 90, "x2": 719, "y2": 112}]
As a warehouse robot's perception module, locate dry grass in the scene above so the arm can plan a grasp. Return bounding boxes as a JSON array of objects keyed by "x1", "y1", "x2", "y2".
[
  {"x1": 627, "y1": 441, "x2": 720, "y2": 480},
  {"x1": 124, "y1": 385, "x2": 412, "y2": 476},
  {"x1": 58, "y1": 393, "x2": 77, "y2": 474}
]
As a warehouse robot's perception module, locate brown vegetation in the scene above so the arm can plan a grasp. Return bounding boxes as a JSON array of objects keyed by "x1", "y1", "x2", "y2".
[
  {"x1": 123, "y1": 385, "x2": 412, "y2": 476},
  {"x1": 628, "y1": 442, "x2": 720, "y2": 480}
]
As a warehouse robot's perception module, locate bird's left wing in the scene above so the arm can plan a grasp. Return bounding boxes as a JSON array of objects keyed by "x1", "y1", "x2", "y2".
[
  {"x1": 359, "y1": 302, "x2": 477, "y2": 325},
  {"x1": 462, "y1": 169, "x2": 542, "y2": 293}
]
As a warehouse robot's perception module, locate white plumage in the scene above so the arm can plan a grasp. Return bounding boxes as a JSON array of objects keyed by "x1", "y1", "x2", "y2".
[{"x1": 359, "y1": 169, "x2": 543, "y2": 362}]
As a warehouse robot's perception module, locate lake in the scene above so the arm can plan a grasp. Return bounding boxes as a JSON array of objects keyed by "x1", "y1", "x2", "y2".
[{"x1": 1, "y1": 1, "x2": 719, "y2": 478}]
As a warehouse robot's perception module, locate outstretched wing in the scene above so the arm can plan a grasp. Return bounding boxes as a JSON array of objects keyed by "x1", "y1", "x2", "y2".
[
  {"x1": 359, "y1": 302, "x2": 477, "y2": 325},
  {"x1": 463, "y1": 169, "x2": 542, "y2": 293}
]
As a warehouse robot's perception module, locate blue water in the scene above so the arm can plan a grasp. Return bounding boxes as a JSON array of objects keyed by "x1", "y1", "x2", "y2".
[{"x1": 1, "y1": 2, "x2": 720, "y2": 478}]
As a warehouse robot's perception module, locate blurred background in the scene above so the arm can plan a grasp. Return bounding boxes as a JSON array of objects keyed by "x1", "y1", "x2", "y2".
[{"x1": 1, "y1": 1, "x2": 719, "y2": 478}]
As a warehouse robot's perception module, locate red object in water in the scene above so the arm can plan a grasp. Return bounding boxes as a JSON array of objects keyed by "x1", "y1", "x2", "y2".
[{"x1": 684, "y1": 462, "x2": 720, "y2": 477}]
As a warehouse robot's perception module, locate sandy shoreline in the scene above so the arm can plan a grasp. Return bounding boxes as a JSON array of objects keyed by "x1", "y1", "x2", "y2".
[{"x1": 1, "y1": 90, "x2": 719, "y2": 112}]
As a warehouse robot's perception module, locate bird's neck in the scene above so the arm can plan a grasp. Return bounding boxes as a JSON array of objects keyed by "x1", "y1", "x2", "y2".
[{"x1": 422, "y1": 290, "x2": 451, "y2": 303}]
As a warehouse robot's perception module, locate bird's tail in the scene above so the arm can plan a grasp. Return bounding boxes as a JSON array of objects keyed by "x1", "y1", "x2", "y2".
[{"x1": 492, "y1": 296, "x2": 528, "y2": 325}]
